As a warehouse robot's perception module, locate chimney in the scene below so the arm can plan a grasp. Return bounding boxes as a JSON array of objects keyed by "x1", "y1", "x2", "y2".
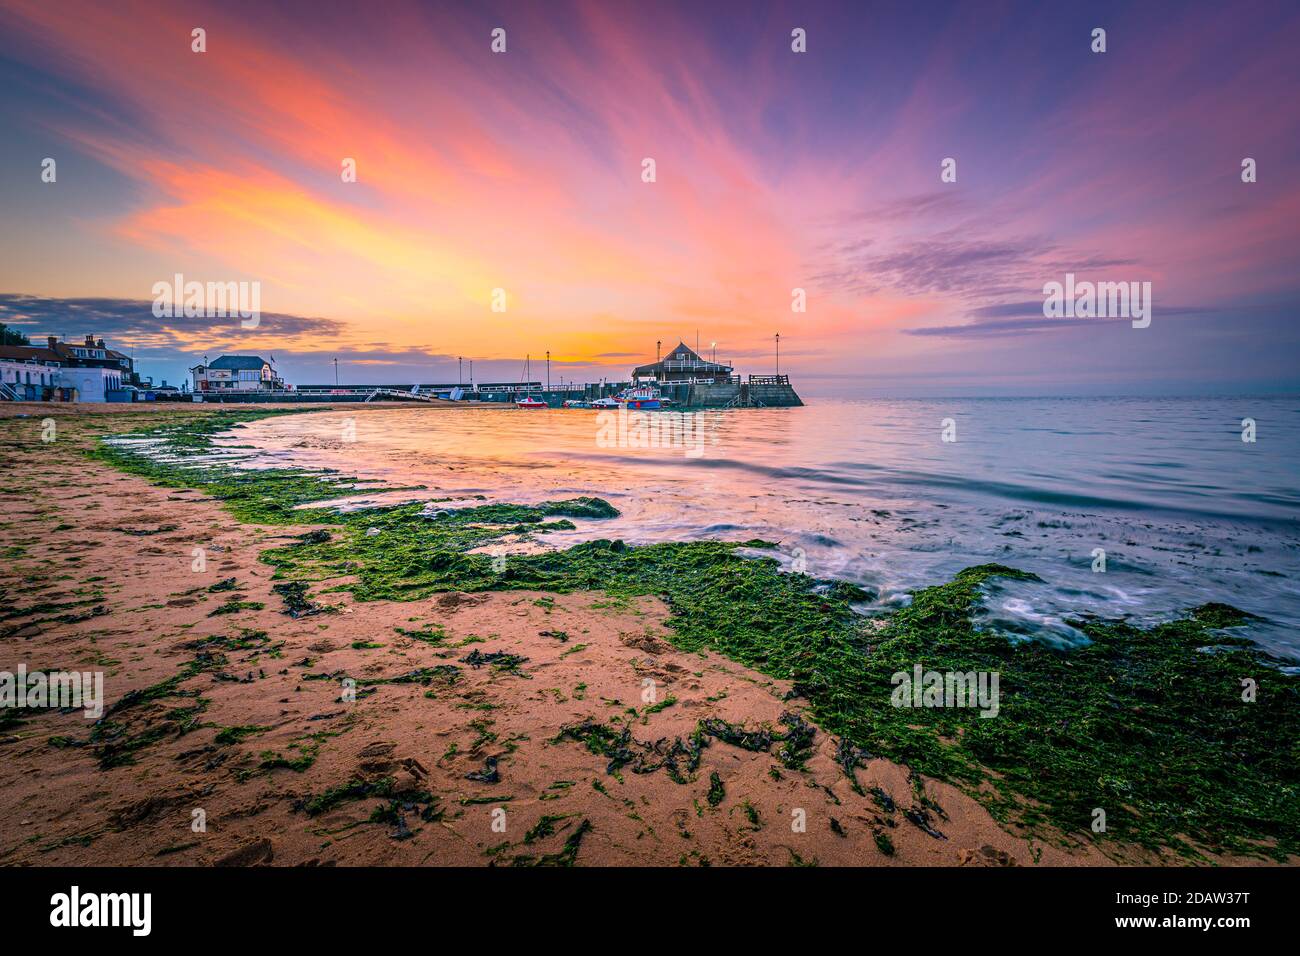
[
  {"x1": 84, "y1": 334, "x2": 94, "y2": 347},
  {"x1": 97, "y1": 338, "x2": 106, "y2": 349},
  {"x1": 47, "y1": 335, "x2": 57, "y2": 349}
]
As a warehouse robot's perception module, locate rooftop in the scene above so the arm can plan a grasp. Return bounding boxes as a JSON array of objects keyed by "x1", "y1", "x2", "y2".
[
  {"x1": 0, "y1": 345, "x2": 61, "y2": 363},
  {"x1": 632, "y1": 341, "x2": 732, "y2": 379},
  {"x1": 206, "y1": 355, "x2": 272, "y2": 371}
]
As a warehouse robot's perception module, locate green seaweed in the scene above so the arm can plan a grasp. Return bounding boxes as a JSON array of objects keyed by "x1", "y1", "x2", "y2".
[
  {"x1": 296, "y1": 774, "x2": 435, "y2": 818},
  {"x1": 207, "y1": 599, "x2": 264, "y2": 617},
  {"x1": 523, "y1": 813, "x2": 578, "y2": 844},
  {"x1": 214, "y1": 724, "x2": 268, "y2": 745},
  {"x1": 88, "y1": 649, "x2": 224, "y2": 768},
  {"x1": 271, "y1": 581, "x2": 327, "y2": 618},
  {"x1": 706, "y1": 771, "x2": 725, "y2": 807},
  {"x1": 509, "y1": 818, "x2": 592, "y2": 867}
]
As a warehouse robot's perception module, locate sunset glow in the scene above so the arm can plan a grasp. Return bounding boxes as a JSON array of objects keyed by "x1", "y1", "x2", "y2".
[{"x1": 1, "y1": 0, "x2": 1297, "y2": 391}]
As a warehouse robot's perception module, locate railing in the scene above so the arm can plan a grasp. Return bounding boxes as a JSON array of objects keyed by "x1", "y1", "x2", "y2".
[
  {"x1": 477, "y1": 384, "x2": 543, "y2": 393},
  {"x1": 363, "y1": 388, "x2": 440, "y2": 403},
  {"x1": 639, "y1": 374, "x2": 740, "y2": 385},
  {"x1": 661, "y1": 360, "x2": 730, "y2": 371},
  {"x1": 747, "y1": 374, "x2": 789, "y2": 386}
]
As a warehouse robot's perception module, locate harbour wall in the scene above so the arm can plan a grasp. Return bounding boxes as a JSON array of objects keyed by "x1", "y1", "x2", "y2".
[
  {"x1": 471, "y1": 381, "x2": 803, "y2": 408},
  {"x1": 189, "y1": 380, "x2": 803, "y2": 408}
]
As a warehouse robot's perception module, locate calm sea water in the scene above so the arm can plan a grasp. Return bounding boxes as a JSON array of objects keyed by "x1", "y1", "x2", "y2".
[{"x1": 232, "y1": 397, "x2": 1300, "y2": 659}]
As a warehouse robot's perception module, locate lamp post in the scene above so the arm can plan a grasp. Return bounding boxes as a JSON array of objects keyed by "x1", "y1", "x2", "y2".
[
  {"x1": 546, "y1": 351, "x2": 550, "y2": 391},
  {"x1": 774, "y1": 333, "x2": 780, "y2": 375}
]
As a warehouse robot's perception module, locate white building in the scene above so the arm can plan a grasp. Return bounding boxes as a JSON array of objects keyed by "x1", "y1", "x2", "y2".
[
  {"x1": 58, "y1": 366, "x2": 127, "y2": 402},
  {"x1": 0, "y1": 357, "x2": 63, "y2": 401},
  {"x1": 0, "y1": 335, "x2": 141, "y2": 403}
]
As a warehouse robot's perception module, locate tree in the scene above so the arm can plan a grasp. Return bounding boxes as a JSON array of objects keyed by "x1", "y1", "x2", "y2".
[{"x1": 0, "y1": 324, "x2": 31, "y2": 346}]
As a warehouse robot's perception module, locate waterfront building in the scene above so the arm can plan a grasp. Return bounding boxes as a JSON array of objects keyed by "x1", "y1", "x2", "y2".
[
  {"x1": 0, "y1": 350, "x2": 66, "y2": 401},
  {"x1": 631, "y1": 341, "x2": 735, "y2": 385},
  {"x1": 0, "y1": 335, "x2": 138, "y2": 402},
  {"x1": 57, "y1": 365, "x2": 128, "y2": 402},
  {"x1": 190, "y1": 355, "x2": 285, "y2": 393}
]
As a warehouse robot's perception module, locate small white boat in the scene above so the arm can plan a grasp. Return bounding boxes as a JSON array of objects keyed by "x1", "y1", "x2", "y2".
[
  {"x1": 562, "y1": 399, "x2": 592, "y2": 409},
  {"x1": 591, "y1": 396, "x2": 619, "y2": 409}
]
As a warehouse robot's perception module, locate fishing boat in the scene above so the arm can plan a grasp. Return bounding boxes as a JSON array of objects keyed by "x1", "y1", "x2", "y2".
[{"x1": 620, "y1": 384, "x2": 662, "y2": 410}]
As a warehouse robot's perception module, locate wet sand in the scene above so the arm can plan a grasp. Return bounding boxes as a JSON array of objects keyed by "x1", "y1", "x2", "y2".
[{"x1": 0, "y1": 403, "x2": 1253, "y2": 866}]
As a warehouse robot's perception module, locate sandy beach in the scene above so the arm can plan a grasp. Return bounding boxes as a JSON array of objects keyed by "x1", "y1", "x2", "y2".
[{"x1": 0, "y1": 403, "x2": 1288, "y2": 867}]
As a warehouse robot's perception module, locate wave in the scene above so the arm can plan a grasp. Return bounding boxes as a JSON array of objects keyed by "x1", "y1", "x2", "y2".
[{"x1": 557, "y1": 448, "x2": 1300, "y2": 524}]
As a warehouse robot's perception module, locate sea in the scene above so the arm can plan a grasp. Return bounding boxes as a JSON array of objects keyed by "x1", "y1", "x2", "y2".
[{"x1": 227, "y1": 396, "x2": 1300, "y2": 660}]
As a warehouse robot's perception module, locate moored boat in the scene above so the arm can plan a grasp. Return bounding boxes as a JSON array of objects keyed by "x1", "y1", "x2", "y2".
[
  {"x1": 514, "y1": 354, "x2": 547, "y2": 407},
  {"x1": 620, "y1": 385, "x2": 662, "y2": 410}
]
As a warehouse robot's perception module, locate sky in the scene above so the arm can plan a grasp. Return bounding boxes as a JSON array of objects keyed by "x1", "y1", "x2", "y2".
[{"x1": 0, "y1": 0, "x2": 1297, "y2": 395}]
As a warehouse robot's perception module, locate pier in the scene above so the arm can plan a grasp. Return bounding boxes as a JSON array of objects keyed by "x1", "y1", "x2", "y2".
[
  {"x1": 189, "y1": 374, "x2": 802, "y2": 408},
  {"x1": 187, "y1": 340, "x2": 803, "y2": 408}
]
